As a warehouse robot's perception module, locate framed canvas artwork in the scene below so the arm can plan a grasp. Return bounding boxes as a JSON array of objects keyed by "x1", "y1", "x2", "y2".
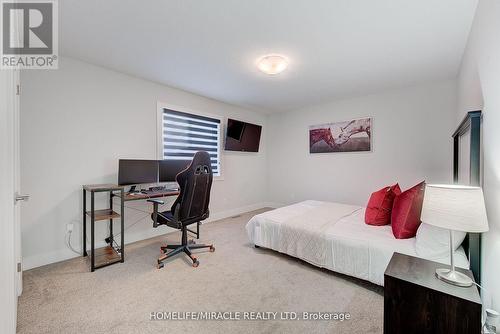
[{"x1": 309, "y1": 117, "x2": 372, "y2": 153}]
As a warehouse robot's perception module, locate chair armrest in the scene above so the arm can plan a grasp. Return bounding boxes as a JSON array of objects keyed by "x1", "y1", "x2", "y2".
[
  {"x1": 147, "y1": 199, "x2": 165, "y2": 205},
  {"x1": 148, "y1": 199, "x2": 164, "y2": 228}
]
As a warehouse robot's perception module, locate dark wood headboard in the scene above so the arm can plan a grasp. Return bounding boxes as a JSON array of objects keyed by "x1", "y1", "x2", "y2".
[{"x1": 452, "y1": 110, "x2": 482, "y2": 283}]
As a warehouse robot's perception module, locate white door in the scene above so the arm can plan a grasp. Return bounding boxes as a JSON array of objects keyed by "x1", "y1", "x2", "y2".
[{"x1": 0, "y1": 70, "x2": 20, "y2": 334}]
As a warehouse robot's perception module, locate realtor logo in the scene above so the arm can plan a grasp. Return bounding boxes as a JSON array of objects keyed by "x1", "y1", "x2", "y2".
[{"x1": 1, "y1": 0, "x2": 58, "y2": 69}]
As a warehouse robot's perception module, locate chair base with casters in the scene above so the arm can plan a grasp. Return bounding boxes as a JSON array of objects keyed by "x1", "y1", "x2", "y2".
[
  {"x1": 157, "y1": 224, "x2": 215, "y2": 269},
  {"x1": 149, "y1": 198, "x2": 215, "y2": 269}
]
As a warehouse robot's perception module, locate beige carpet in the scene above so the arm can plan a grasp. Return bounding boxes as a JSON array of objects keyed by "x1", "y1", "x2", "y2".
[{"x1": 17, "y1": 208, "x2": 383, "y2": 334}]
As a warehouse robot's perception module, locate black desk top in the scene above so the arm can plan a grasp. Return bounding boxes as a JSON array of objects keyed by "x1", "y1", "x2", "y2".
[{"x1": 385, "y1": 252, "x2": 481, "y2": 305}]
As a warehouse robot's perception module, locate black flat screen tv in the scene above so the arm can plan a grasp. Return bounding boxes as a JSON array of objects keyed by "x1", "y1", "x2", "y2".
[{"x1": 224, "y1": 119, "x2": 262, "y2": 152}]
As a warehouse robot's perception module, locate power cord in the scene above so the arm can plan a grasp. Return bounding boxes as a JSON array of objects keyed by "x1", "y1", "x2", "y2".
[
  {"x1": 473, "y1": 281, "x2": 484, "y2": 290},
  {"x1": 112, "y1": 195, "x2": 172, "y2": 214},
  {"x1": 472, "y1": 281, "x2": 495, "y2": 322},
  {"x1": 473, "y1": 281, "x2": 490, "y2": 305},
  {"x1": 66, "y1": 230, "x2": 80, "y2": 255},
  {"x1": 110, "y1": 212, "x2": 150, "y2": 238},
  {"x1": 112, "y1": 198, "x2": 152, "y2": 214},
  {"x1": 109, "y1": 197, "x2": 172, "y2": 238}
]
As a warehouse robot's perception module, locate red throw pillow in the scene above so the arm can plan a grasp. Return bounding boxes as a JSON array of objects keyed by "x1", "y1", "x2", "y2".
[
  {"x1": 391, "y1": 181, "x2": 426, "y2": 239},
  {"x1": 365, "y1": 184, "x2": 402, "y2": 226}
]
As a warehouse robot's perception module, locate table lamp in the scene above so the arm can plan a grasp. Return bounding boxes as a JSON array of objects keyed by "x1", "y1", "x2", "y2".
[{"x1": 421, "y1": 184, "x2": 489, "y2": 287}]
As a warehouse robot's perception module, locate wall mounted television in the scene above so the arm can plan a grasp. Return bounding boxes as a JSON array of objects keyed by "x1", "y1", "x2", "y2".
[{"x1": 224, "y1": 119, "x2": 262, "y2": 152}]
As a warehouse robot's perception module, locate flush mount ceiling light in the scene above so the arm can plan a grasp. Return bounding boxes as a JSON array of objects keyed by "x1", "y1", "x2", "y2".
[{"x1": 256, "y1": 54, "x2": 288, "y2": 75}]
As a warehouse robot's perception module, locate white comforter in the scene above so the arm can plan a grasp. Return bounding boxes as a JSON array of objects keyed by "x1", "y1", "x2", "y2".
[{"x1": 246, "y1": 200, "x2": 469, "y2": 286}]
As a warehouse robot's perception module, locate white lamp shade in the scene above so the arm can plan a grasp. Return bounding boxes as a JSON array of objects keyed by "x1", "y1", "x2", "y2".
[{"x1": 421, "y1": 184, "x2": 489, "y2": 233}]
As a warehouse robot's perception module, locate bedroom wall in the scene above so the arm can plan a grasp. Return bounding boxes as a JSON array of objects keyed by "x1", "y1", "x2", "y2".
[
  {"x1": 20, "y1": 57, "x2": 268, "y2": 269},
  {"x1": 266, "y1": 80, "x2": 457, "y2": 207},
  {"x1": 456, "y1": 0, "x2": 500, "y2": 310}
]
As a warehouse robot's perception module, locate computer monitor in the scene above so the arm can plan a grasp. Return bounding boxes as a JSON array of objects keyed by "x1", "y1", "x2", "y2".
[
  {"x1": 159, "y1": 159, "x2": 190, "y2": 182},
  {"x1": 118, "y1": 159, "x2": 159, "y2": 186}
]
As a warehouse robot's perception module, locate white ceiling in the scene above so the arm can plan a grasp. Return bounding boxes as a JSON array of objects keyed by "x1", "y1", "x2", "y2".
[{"x1": 60, "y1": 0, "x2": 477, "y2": 113}]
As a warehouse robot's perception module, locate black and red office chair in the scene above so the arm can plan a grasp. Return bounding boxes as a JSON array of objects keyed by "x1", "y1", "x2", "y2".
[{"x1": 148, "y1": 151, "x2": 215, "y2": 268}]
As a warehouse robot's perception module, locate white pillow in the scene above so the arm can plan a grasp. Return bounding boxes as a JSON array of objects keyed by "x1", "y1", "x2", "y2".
[{"x1": 415, "y1": 223, "x2": 466, "y2": 259}]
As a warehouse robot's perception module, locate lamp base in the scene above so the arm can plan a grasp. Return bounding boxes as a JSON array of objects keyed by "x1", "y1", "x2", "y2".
[{"x1": 435, "y1": 268, "x2": 473, "y2": 287}]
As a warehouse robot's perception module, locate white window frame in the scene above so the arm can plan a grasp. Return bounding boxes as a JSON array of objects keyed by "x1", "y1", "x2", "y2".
[{"x1": 157, "y1": 102, "x2": 224, "y2": 180}]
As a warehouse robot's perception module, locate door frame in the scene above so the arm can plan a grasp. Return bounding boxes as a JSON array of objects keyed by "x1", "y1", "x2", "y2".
[{"x1": 0, "y1": 69, "x2": 19, "y2": 334}]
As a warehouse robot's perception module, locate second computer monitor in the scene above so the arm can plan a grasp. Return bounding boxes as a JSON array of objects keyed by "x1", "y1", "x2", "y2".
[
  {"x1": 118, "y1": 159, "x2": 159, "y2": 186},
  {"x1": 159, "y1": 159, "x2": 190, "y2": 182}
]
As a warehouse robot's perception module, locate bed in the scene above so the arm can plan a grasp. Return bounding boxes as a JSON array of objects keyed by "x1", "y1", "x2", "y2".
[
  {"x1": 246, "y1": 111, "x2": 482, "y2": 286},
  {"x1": 246, "y1": 200, "x2": 470, "y2": 286}
]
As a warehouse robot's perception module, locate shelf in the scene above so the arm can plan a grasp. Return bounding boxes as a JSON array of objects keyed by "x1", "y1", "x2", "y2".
[
  {"x1": 93, "y1": 246, "x2": 122, "y2": 268},
  {"x1": 86, "y1": 209, "x2": 120, "y2": 221}
]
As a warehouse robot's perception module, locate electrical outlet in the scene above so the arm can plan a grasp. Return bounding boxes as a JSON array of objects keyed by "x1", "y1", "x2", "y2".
[{"x1": 66, "y1": 223, "x2": 74, "y2": 232}]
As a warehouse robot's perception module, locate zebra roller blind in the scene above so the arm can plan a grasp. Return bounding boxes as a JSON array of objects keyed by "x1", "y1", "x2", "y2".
[{"x1": 162, "y1": 108, "x2": 221, "y2": 176}]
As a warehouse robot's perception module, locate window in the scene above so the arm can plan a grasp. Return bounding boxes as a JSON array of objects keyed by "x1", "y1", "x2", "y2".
[{"x1": 160, "y1": 107, "x2": 222, "y2": 177}]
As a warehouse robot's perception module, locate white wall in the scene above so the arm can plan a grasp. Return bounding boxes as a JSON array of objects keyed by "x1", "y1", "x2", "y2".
[
  {"x1": 266, "y1": 81, "x2": 457, "y2": 207},
  {"x1": 456, "y1": 0, "x2": 500, "y2": 310},
  {"x1": 20, "y1": 57, "x2": 268, "y2": 269}
]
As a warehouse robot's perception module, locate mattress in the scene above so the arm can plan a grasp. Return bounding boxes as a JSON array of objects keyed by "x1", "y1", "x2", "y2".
[{"x1": 246, "y1": 200, "x2": 469, "y2": 286}]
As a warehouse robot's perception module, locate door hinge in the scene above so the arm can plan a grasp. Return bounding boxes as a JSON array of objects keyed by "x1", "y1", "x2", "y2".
[
  {"x1": 17, "y1": 262, "x2": 22, "y2": 272},
  {"x1": 16, "y1": 84, "x2": 20, "y2": 96}
]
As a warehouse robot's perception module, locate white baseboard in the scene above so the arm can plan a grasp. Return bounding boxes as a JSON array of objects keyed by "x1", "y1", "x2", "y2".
[
  {"x1": 205, "y1": 202, "x2": 271, "y2": 222},
  {"x1": 22, "y1": 202, "x2": 272, "y2": 270},
  {"x1": 261, "y1": 202, "x2": 285, "y2": 209}
]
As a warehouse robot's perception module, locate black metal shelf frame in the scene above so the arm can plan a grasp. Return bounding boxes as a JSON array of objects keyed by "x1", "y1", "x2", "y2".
[{"x1": 82, "y1": 185, "x2": 125, "y2": 271}]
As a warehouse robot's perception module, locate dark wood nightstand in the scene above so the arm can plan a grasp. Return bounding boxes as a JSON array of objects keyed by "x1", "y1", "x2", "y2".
[{"x1": 384, "y1": 252, "x2": 482, "y2": 334}]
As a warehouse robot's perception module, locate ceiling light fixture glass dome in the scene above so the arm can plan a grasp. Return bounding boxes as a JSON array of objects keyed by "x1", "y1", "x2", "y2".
[{"x1": 256, "y1": 54, "x2": 288, "y2": 75}]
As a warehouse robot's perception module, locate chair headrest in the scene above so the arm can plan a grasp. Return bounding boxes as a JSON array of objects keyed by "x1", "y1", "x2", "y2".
[{"x1": 177, "y1": 151, "x2": 212, "y2": 179}]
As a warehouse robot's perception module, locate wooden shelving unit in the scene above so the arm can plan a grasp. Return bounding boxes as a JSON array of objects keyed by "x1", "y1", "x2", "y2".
[
  {"x1": 86, "y1": 209, "x2": 121, "y2": 221},
  {"x1": 94, "y1": 245, "x2": 122, "y2": 268},
  {"x1": 82, "y1": 184, "x2": 124, "y2": 271}
]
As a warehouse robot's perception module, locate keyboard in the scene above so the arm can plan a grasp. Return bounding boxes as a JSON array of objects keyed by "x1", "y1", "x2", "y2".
[
  {"x1": 149, "y1": 186, "x2": 166, "y2": 191},
  {"x1": 141, "y1": 188, "x2": 179, "y2": 195}
]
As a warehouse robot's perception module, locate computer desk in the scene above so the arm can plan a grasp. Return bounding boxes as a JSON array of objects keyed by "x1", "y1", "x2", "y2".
[{"x1": 113, "y1": 189, "x2": 202, "y2": 240}]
